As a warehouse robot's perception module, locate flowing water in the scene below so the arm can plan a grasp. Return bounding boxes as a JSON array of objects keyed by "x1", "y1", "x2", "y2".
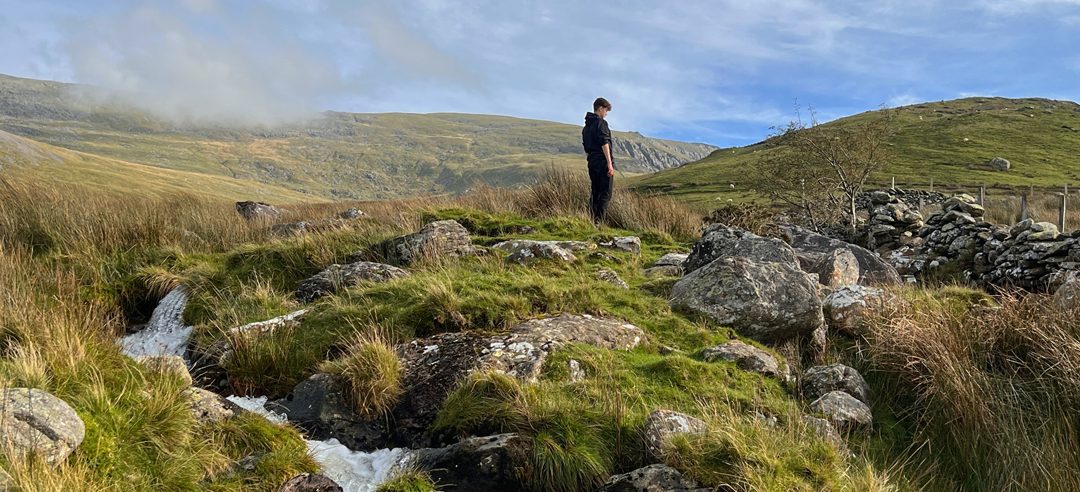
[{"x1": 120, "y1": 288, "x2": 407, "y2": 492}]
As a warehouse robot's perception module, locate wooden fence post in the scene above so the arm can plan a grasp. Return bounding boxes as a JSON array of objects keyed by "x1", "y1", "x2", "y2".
[
  {"x1": 891, "y1": 177, "x2": 895, "y2": 190},
  {"x1": 1061, "y1": 188, "x2": 1068, "y2": 233},
  {"x1": 929, "y1": 177, "x2": 934, "y2": 193},
  {"x1": 1020, "y1": 193, "x2": 1030, "y2": 222},
  {"x1": 978, "y1": 185, "x2": 985, "y2": 206}
]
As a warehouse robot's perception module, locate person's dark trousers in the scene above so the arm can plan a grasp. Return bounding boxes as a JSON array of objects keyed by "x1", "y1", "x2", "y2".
[{"x1": 587, "y1": 155, "x2": 613, "y2": 224}]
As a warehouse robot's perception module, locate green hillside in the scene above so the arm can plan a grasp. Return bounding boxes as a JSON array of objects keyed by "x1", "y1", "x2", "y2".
[
  {"x1": 633, "y1": 97, "x2": 1080, "y2": 209},
  {"x1": 0, "y1": 73, "x2": 715, "y2": 200}
]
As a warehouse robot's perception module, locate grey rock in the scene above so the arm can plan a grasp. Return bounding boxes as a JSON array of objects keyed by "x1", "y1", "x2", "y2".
[
  {"x1": 801, "y1": 364, "x2": 871, "y2": 405},
  {"x1": 643, "y1": 410, "x2": 708, "y2": 460},
  {"x1": 810, "y1": 391, "x2": 873, "y2": 431},
  {"x1": 701, "y1": 340, "x2": 783, "y2": 378},
  {"x1": 1055, "y1": 274, "x2": 1080, "y2": 309},
  {"x1": 801, "y1": 415, "x2": 846, "y2": 451},
  {"x1": 601, "y1": 236, "x2": 642, "y2": 254},
  {"x1": 644, "y1": 265, "x2": 684, "y2": 278},
  {"x1": 653, "y1": 252, "x2": 689, "y2": 268},
  {"x1": 781, "y1": 226, "x2": 902, "y2": 285},
  {"x1": 798, "y1": 248, "x2": 860, "y2": 288},
  {"x1": 685, "y1": 225, "x2": 798, "y2": 274},
  {"x1": 987, "y1": 156, "x2": 1011, "y2": 171},
  {"x1": 596, "y1": 268, "x2": 630, "y2": 289},
  {"x1": 671, "y1": 256, "x2": 825, "y2": 344},
  {"x1": 374, "y1": 220, "x2": 476, "y2": 266},
  {"x1": 0, "y1": 388, "x2": 85, "y2": 466},
  {"x1": 598, "y1": 464, "x2": 709, "y2": 492},
  {"x1": 272, "y1": 220, "x2": 309, "y2": 237},
  {"x1": 186, "y1": 387, "x2": 243, "y2": 424},
  {"x1": 337, "y1": 208, "x2": 365, "y2": 220},
  {"x1": 493, "y1": 239, "x2": 577, "y2": 264},
  {"x1": 295, "y1": 261, "x2": 409, "y2": 303},
  {"x1": 235, "y1": 201, "x2": 284, "y2": 221},
  {"x1": 414, "y1": 434, "x2": 530, "y2": 492},
  {"x1": 277, "y1": 473, "x2": 343, "y2": 492},
  {"x1": 822, "y1": 285, "x2": 885, "y2": 336}
]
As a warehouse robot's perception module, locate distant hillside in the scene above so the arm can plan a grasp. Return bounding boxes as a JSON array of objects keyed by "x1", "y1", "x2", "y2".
[
  {"x1": 633, "y1": 97, "x2": 1080, "y2": 208},
  {"x1": 0, "y1": 73, "x2": 716, "y2": 200}
]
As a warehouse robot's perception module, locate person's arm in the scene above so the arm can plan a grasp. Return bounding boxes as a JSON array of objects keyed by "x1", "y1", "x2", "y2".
[{"x1": 601, "y1": 120, "x2": 614, "y2": 176}]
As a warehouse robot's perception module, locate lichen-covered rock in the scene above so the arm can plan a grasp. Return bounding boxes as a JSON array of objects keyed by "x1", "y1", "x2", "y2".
[
  {"x1": 810, "y1": 391, "x2": 872, "y2": 431},
  {"x1": 801, "y1": 364, "x2": 871, "y2": 405},
  {"x1": 701, "y1": 340, "x2": 783, "y2": 378},
  {"x1": 136, "y1": 355, "x2": 192, "y2": 386},
  {"x1": 644, "y1": 265, "x2": 683, "y2": 278},
  {"x1": 0, "y1": 388, "x2": 85, "y2": 466},
  {"x1": 601, "y1": 236, "x2": 642, "y2": 254},
  {"x1": 596, "y1": 268, "x2": 629, "y2": 289},
  {"x1": 798, "y1": 248, "x2": 860, "y2": 288},
  {"x1": 653, "y1": 252, "x2": 689, "y2": 268},
  {"x1": 598, "y1": 464, "x2": 709, "y2": 492},
  {"x1": 492, "y1": 239, "x2": 577, "y2": 264},
  {"x1": 338, "y1": 208, "x2": 365, "y2": 220},
  {"x1": 235, "y1": 201, "x2": 284, "y2": 221},
  {"x1": 294, "y1": 261, "x2": 409, "y2": 303},
  {"x1": 643, "y1": 410, "x2": 708, "y2": 460},
  {"x1": 987, "y1": 156, "x2": 1011, "y2": 171},
  {"x1": 671, "y1": 256, "x2": 825, "y2": 344},
  {"x1": 185, "y1": 387, "x2": 242, "y2": 424},
  {"x1": 278, "y1": 315, "x2": 643, "y2": 450},
  {"x1": 685, "y1": 224, "x2": 799, "y2": 274},
  {"x1": 781, "y1": 226, "x2": 903, "y2": 286},
  {"x1": 373, "y1": 220, "x2": 476, "y2": 266},
  {"x1": 1054, "y1": 274, "x2": 1080, "y2": 309},
  {"x1": 822, "y1": 285, "x2": 886, "y2": 335},
  {"x1": 413, "y1": 434, "x2": 530, "y2": 492},
  {"x1": 277, "y1": 473, "x2": 343, "y2": 492},
  {"x1": 801, "y1": 415, "x2": 846, "y2": 451}
]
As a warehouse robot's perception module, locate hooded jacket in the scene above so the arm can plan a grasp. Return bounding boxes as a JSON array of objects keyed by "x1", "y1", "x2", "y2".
[{"x1": 582, "y1": 112, "x2": 612, "y2": 156}]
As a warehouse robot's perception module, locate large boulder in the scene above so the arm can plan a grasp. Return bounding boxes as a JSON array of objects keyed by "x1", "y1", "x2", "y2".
[
  {"x1": 670, "y1": 257, "x2": 825, "y2": 344},
  {"x1": 643, "y1": 410, "x2": 708, "y2": 460},
  {"x1": 653, "y1": 253, "x2": 689, "y2": 268},
  {"x1": 235, "y1": 201, "x2": 284, "y2": 221},
  {"x1": 685, "y1": 224, "x2": 799, "y2": 274},
  {"x1": 413, "y1": 434, "x2": 530, "y2": 492},
  {"x1": 801, "y1": 364, "x2": 871, "y2": 405},
  {"x1": 780, "y1": 226, "x2": 902, "y2": 286},
  {"x1": 492, "y1": 240, "x2": 577, "y2": 264},
  {"x1": 810, "y1": 391, "x2": 872, "y2": 431},
  {"x1": 987, "y1": 156, "x2": 1011, "y2": 171},
  {"x1": 822, "y1": 285, "x2": 886, "y2": 335},
  {"x1": 701, "y1": 340, "x2": 783, "y2": 379},
  {"x1": 277, "y1": 315, "x2": 644, "y2": 450},
  {"x1": 598, "y1": 464, "x2": 709, "y2": 492},
  {"x1": 294, "y1": 261, "x2": 409, "y2": 303},
  {"x1": 797, "y1": 248, "x2": 860, "y2": 288},
  {"x1": 186, "y1": 387, "x2": 243, "y2": 424},
  {"x1": 0, "y1": 388, "x2": 86, "y2": 466},
  {"x1": 277, "y1": 473, "x2": 343, "y2": 492},
  {"x1": 371, "y1": 220, "x2": 476, "y2": 266}
]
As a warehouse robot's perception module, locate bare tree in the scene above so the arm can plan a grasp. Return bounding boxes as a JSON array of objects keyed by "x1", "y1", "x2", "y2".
[{"x1": 756, "y1": 108, "x2": 895, "y2": 233}]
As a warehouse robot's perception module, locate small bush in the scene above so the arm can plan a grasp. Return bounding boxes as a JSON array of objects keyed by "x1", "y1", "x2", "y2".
[{"x1": 319, "y1": 331, "x2": 404, "y2": 416}]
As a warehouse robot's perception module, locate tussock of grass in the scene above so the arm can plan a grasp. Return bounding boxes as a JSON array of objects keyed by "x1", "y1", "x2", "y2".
[
  {"x1": 376, "y1": 468, "x2": 437, "y2": 492},
  {"x1": 857, "y1": 285, "x2": 1080, "y2": 490},
  {"x1": 319, "y1": 331, "x2": 403, "y2": 416}
]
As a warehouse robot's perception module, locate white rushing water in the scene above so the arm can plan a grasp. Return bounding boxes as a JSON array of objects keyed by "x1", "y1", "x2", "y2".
[{"x1": 122, "y1": 288, "x2": 408, "y2": 492}]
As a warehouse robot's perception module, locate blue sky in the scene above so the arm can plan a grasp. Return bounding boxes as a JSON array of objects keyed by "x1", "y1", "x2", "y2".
[{"x1": 1, "y1": 0, "x2": 1079, "y2": 147}]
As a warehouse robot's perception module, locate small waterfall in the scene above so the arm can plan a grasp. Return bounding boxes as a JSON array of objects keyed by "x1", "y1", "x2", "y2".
[{"x1": 121, "y1": 288, "x2": 407, "y2": 492}]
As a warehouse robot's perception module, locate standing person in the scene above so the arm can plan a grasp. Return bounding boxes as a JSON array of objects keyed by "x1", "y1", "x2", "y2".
[{"x1": 582, "y1": 97, "x2": 614, "y2": 225}]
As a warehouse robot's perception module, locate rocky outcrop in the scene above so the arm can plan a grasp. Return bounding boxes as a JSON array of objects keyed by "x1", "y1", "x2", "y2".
[
  {"x1": 701, "y1": 340, "x2": 784, "y2": 379},
  {"x1": 781, "y1": 226, "x2": 902, "y2": 286},
  {"x1": 643, "y1": 410, "x2": 708, "y2": 460},
  {"x1": 0, "y1": 388, "x2": 86, "y2": 466},
  {"x1": 801, "y1": 364, "x2": 871, "y2": 405},
  {"x1": 598, "y1": 464, "x2": 709, "y2": 492},
  {"x1": 277, "y1": 315, "x2": 644, "y2": 450},
  {"x1": 277, "y1": 473, "x2": 343, "y2": 492},
  {"x1": 611, "y1": 136, "x2": 717, "y2": 174},
  {"x1": 413, "y1": 433, "x2": 530, "y2": 492},
  {"x1": 369, "y1": 220, "x2": 476, "y2": 266},
  {"x1": 822, "y1": 285, "x2": 886, "y2": 336},
  {"x1": 810, "y1": 391, "x2": 872, "y2": 431},
  {"x1": 645, "y1": 252, "x2": 686, "y2": 278},
  {"x1": 684, "y1": 224, "x2": 798, "y2": 274},
  {"x1": 236, "y1": 201, "x2": 284, "y2": 221},
  {"x1": 671, "y1": 256, "x2": 825, "y2": 345},
  {"x1": 294, "y1": 261, "x2": 409, "y2": 303},
  {"x1": 492, "y1": 239, "x2": 577, "y2": 264},
  {"x1": 797, "y1": 248, "x2": 860, "y2": 288}
]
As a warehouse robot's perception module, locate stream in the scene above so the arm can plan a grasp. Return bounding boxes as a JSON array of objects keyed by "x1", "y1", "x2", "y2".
[{"x1": 119, "y1": 287, "x2": 407, "y2": 492}]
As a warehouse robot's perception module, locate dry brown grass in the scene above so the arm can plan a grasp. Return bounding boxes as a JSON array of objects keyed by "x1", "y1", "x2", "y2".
[{"x1": 861, "y1": 287, "x2": 1080, "y2": 491}]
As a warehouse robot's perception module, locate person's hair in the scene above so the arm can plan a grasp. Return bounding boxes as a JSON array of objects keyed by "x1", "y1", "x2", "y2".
[{"x1": 593, "y1": 97, "x2": 612, "y2": 111}]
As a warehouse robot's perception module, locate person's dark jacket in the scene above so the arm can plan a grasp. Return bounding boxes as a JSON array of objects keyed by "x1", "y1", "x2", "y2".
[{"x1": 582, "y1": 112, "x2": 612, "y2": 157}]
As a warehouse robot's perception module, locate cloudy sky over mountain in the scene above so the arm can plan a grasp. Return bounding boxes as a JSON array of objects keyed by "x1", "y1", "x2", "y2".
[{"x1": 2, "y1": 0, "x2": 1078, "y2": 145}]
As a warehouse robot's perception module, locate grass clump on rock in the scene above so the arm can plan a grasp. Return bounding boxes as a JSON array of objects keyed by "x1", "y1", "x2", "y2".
[{"x1": 319, "y1": 331, "x2": 404, "y2": 416}]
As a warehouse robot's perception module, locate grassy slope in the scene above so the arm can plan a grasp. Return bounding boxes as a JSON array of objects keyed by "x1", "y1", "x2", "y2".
[
  {"x1": 0, "y1": 73, "x2": 715, "y2": 200},
  {"x1": 0, "y1": 129, "x2": 313, "y2": 203},
  {"x1": 633, "y1": 97, "x2": 1080, "y2": 209}
]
